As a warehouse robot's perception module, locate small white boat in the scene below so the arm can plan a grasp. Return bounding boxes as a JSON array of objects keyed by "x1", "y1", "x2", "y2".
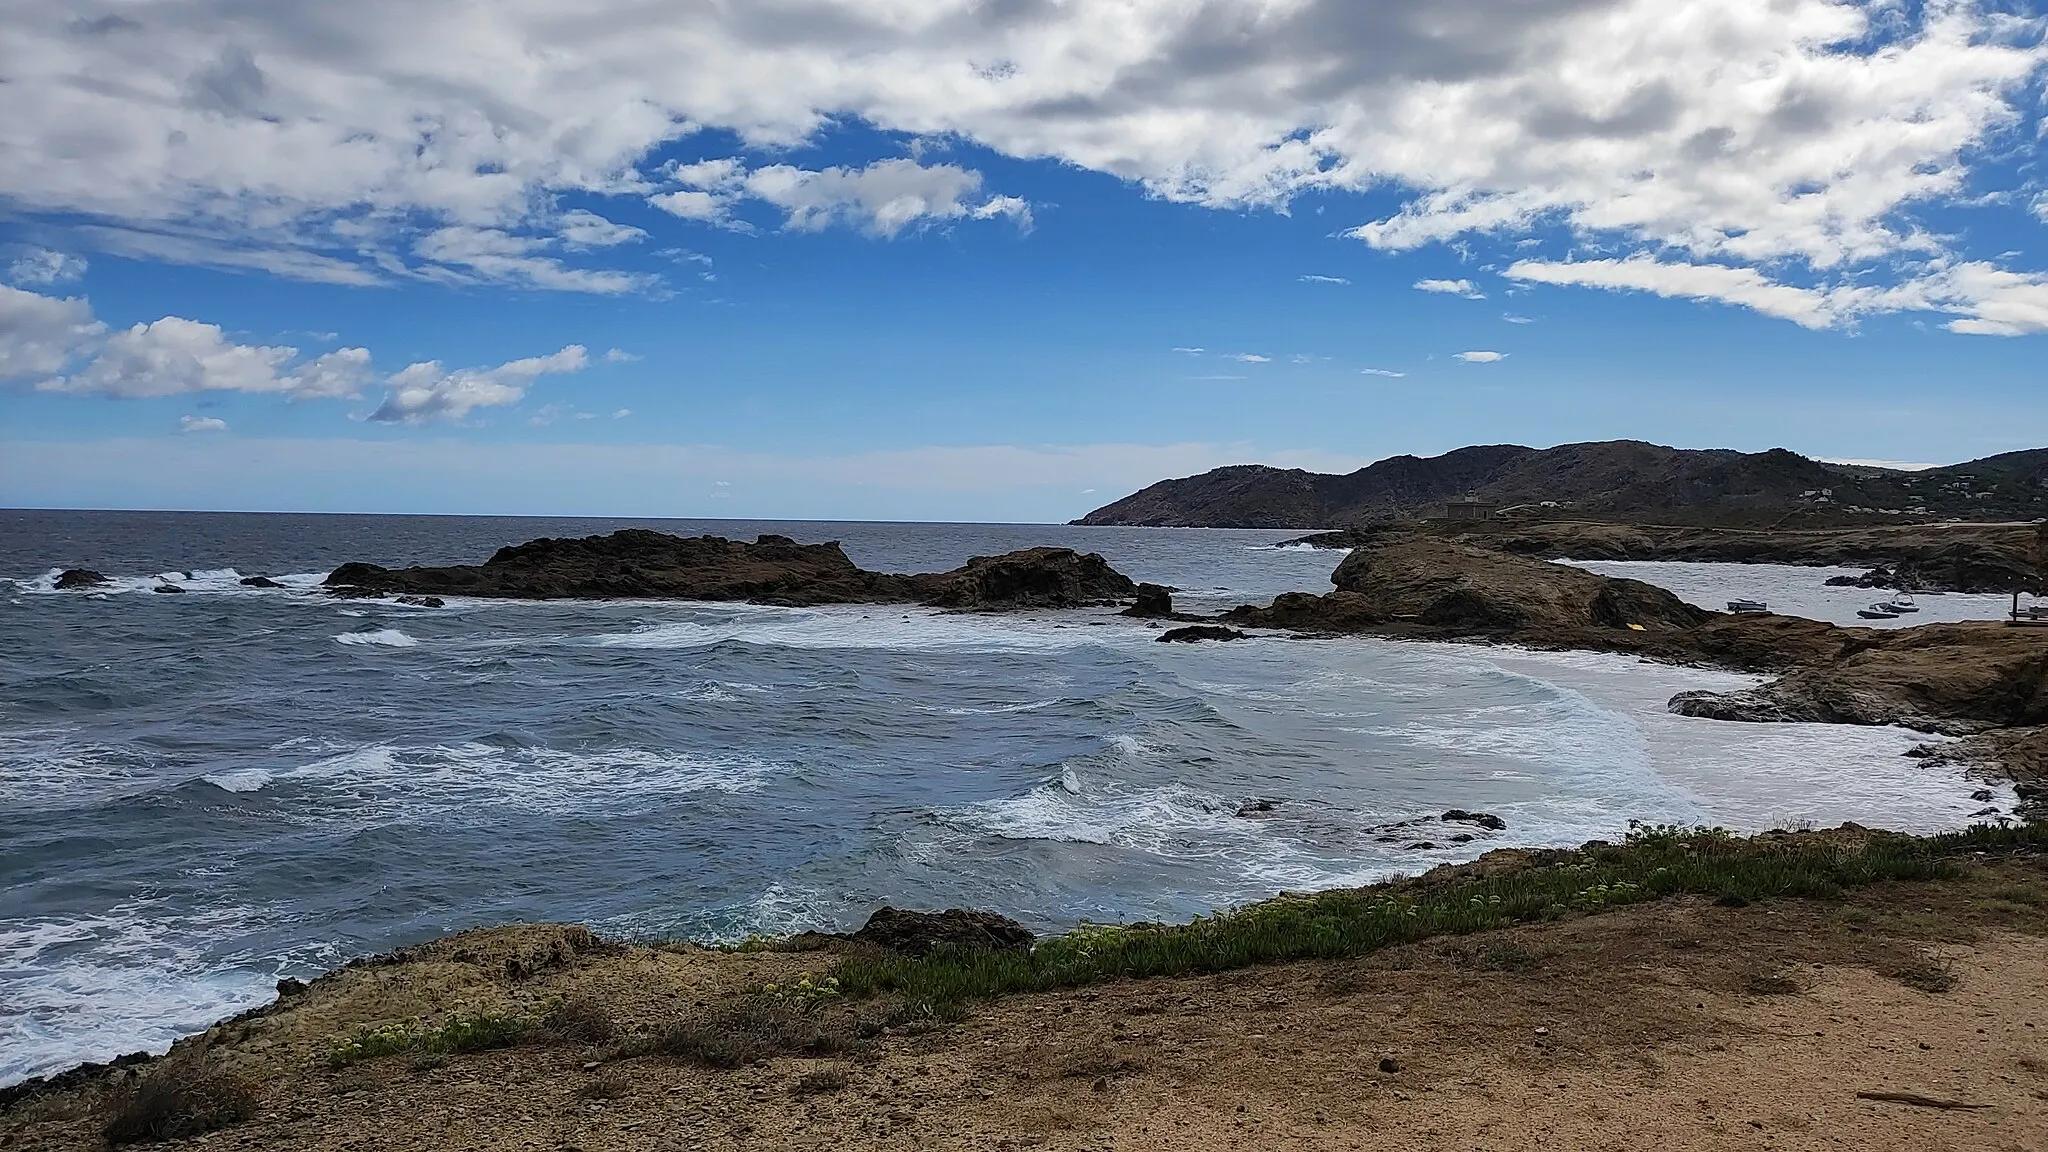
[
  {"x1": 1879, "y1": 594, "x2": 1919, "y2": 613},
  {"x1": 1726, "y1": 599, "x2": 1769, "y2": 614},
  {"x1": 1858, "y1": 603, "x2": 1900, "y2": 620}
]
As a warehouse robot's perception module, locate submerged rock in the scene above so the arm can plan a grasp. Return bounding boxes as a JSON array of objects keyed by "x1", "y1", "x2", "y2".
[
  {"x1": 1157, "y1": 625, "x2": 1247, "y2": 643},
  {"x1": 850, "y1": 907, "x2": 1035, "y2": 957},
  {"x1": 239, "y1": 576, "x2": 284, "y2": 588},
  {"x1": 54, "y1": 569, "x2": 108, "y2": 590},
  {"x1": 152, "y1": 584, "x2": 186, "y2": 594},
  {"x1": 394, "y1": 595, "x2": 444, "y2": 608},
  {"x1": 1235, "y1": 799, "x2": 1279, "y2": 817},
  {"x1": 1441, "y1": 809, "x2": 1508, "y2": 832}
]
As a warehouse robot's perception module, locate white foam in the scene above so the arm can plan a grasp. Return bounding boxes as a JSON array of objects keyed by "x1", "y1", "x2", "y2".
[
  {"x1": 334, "y1": 628, "x2": 418, "y2": 647},
  {"x1": 14, "y1": 567, "x2": 329, "y2": 596},
  {"x1": 0, "y1": 729, "x2": 165, "y2": 812},
  {"x1": 592, "y1": 604, "x2": 1109, "y2": 653},
  {"x1": 201, "y1": 768, "x2": 273, "y2": 794},
  {"x1": 0, "y1": 901, "x2": 285, "y2": 1087}
]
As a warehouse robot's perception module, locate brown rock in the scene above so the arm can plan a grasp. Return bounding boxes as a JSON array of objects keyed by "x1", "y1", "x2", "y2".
[{"x1": 850, "y1": 908, "x2": 1035, "y2": 957}]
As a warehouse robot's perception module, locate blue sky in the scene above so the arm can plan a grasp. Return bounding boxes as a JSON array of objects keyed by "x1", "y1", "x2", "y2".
[{"x1": 3, "y1": 2, "x2": 2046, "y2": 521}]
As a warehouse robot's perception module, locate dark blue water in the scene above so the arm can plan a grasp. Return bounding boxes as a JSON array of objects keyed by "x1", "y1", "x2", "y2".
[{"x1": 0, "y1": 511, "x2": 2003, "y2": 1084}]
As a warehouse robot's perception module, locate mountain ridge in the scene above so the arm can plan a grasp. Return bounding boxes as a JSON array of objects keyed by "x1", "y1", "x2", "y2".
[{"x1": 1073, "y1": 440, "x2": 2048, "y2": 528}]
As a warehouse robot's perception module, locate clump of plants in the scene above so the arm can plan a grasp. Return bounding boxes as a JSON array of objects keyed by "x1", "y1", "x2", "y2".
[
  {"x1": 328, "y1": 1010, "x2": 532, "y2": 1067},
  {"x1": 103, "y1": 1058, "x2": 258, "y2": 1145}
]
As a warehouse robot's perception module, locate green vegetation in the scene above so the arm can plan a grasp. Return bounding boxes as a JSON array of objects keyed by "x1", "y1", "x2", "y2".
[
  {"x1": 328, "y1": 1010, "x2": 533, "y2": 1067},
  {"x1": 835, "y1": 822, "x2": 2047, "y2": 1014}
]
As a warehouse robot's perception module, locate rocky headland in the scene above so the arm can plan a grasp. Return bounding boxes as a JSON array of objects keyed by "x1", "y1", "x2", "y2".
[
  {"x1": 323, "y1": 530, "x2": 1138, "y2": 610},
  {"x1": 1286, "y1": 519, "x2": 2048, "y2": 595}
]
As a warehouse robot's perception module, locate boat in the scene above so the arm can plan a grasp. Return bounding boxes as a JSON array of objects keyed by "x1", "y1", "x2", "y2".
[
  {"x1": 1858, "y1": 603, "x2": 1900, "y2": 620},
  {"x1": 1878, "y1": 594, "x2": 1919, "y2": 613},
  {"x1": 1725, "y1": 599, "x2": 1769, "y2": 614}
]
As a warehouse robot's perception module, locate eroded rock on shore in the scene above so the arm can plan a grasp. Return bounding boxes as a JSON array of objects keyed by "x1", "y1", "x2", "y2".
[
  {"x1": 850, "y1": 908, "x2": 1035, "y2": 957},
  {"x1": 54, "y1": 569, "x2": 108, "y2": 590},
  {"x1": 323, "y1": 530, "x2": 1138, "y2": 611}
]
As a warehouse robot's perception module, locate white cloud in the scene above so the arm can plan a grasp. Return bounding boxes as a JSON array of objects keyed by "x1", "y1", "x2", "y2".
[
  {"x1": 1415, "y1": 278, "x2": 1484, "y2": 299},
  {"x1": 1502, "y1": 313, "x2": 1534, "y2": 324},
  {"x1": 0, "y1": 1, "x2": 2039, "y2": 315},
  {"x1": 743, "y1": 159, "x2": 1030, "y2": 236},
  {"x1": 1454, "y1": 350, "x2": 1506, "y2": 363},
  {"x1": 368, "y1": 345, "x2": 589, "y2": 424},
  {"x1": 557, "y1": 210, "x2": 646, "y2": 249},
  {"x1": 1360, "y1": 367, "x2": 1406, "y2": 377},
  {"x1": 0, "y1": 285, "x2": 105, "y2": 380},
  {"x1": 612, "y1": 408, "x2": 632, "y2": 419},
  {"x1": 1228, "y1": 353, "x2": 1270, "y2": 363},
  {"x1": 8, "y1": 248, "x2": 88, "y2": 286},
  {"x1": 649, "y1": 190, "x2": 736, "y2": 225},
  {"x1": 179, "y1": 414, "x2": 228, "y2": 433},
  {"x1": 45, "y1": 316, "x2": 298, "y2": 398},
  {"x1": 603, "y1": 347, "x2": 640, "y2": 363},
  {"x1": 413, "y1": 227, "x2": 653, "y2": 295},
  {"x1": 1506, "y1": 255, "x2": 2048, "y2": 335},
  {"x1": 1170, "y1": 346, "x2": 1206, "y2": 354},
  {"x1": 285, "y1": 347, "x2": 377, "y2": 399},
  {"x1": 1299, "y1": 274, "x2": 1350, "y2": 285}
]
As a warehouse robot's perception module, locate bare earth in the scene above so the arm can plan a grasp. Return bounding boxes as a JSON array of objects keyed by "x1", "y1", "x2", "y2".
[{"x1": 8, "y1": 861, "x2": 2047, "y2": 1152}]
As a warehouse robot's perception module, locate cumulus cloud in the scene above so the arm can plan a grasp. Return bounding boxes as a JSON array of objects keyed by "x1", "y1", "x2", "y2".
[
  {"x1": 8, "y1": 248, "x2": 88, "y2": 286},
  {"x1": 557, "y1": 210, "x2": 646, "y2": 249},
  {"x1": 0, "y1": 1, "x2": 2040, "y2": 319},
  {"x1": 1454, "y1": 351, "x2": 1507, "y2": 363},
  {"x1": 0, "y1": 285, "x2": 105, "y2": 380},
  {"x1": 44, "y1": 316, "x2": 299, "y2": 397},
  {"x1": 1299, "y1": 274, "x2": 1350, "y2": 285},
  {"x1": 1415, "y1": 278, "x2": 1484, "y2": 299},
  {"x1": 603, "y1": 347, "x2": 640, "y2": 363},
  {"x1": 743, "y1": 159, "x2": 1031, "y2": 236},
  {"x1": 179, "y1": 414, "x2": 228, "y2": 433},
  {"x1": 413, "y1": 227, "x2": 654, "y2": 295},
  {"x1": 368, "y1": 345, "x2": 589, "y2": 424}
]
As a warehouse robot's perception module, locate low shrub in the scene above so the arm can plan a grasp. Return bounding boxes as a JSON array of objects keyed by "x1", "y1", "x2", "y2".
[
  {"x1": 103, "y1": 1060, "x2": 258, "y2": 1145},
  {"x1": 647, "y1": 999, "x2": 861, "y2": 1069}
]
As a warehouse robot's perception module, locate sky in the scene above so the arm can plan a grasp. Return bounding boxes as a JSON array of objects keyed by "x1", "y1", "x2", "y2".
[{"x1": 2, "y1": 0, "x2": 2046, "y2": 522}]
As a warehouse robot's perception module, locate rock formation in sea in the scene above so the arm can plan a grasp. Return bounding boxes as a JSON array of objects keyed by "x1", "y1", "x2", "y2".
[
  {"x1": 323, "y1": 530, "x2": 1138, "y2": 611},
  {"x1": 54, "y1": 569, "x2": 108, "y2": 590}
]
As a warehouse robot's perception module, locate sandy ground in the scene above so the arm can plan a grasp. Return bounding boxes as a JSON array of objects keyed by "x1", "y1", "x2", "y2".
[{"x1": 7, "y1": 865, "x2": 2047, "y2": 1152}]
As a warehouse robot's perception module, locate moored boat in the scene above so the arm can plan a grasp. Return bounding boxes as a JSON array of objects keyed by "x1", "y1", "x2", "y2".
[
  {"x1": 1858, "y1": 603, "x2": 1900, "y2": 620},
  {"x1": 1726, "y1": 599, "x2": 1769, "y2": 614}
]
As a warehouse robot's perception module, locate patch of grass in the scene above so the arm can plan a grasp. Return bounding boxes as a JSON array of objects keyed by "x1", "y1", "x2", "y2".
[
  {"x1": 1884, "y1": 953, "x2": 1959, "y2": 994},
  {"x1": 328, "y1": 1022, "x2": 418, "y2": 1067},
  {"x1": 639, "y1": 998, "x2": 862, "y2": 1069},
  {"x1": 576, "y1": 1069, "x2": 632, "y2": 1100},
  {"x1": 103, "y1": 1059, "x2": 258, "y2": 1145},
  {"x1": 834, "y1": 822, "x2": 2046, "y2": 1014},
  {"x1": 1743, "y1": 973, "x2": 1803, "y2": 995},
  {"x1": 791, "y1": 1067, "x2": 850, "y2": 1097},
  {"x1": 1445, "y1": 939, "x2": 1542, "y2": 972},
  {"x1": 540, "y1": 995, "x2": 618, "y2": 1044}
]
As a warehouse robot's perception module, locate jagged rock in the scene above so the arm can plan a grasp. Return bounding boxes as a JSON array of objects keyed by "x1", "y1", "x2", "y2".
[
  {"x1": 1157, "y1": 625, "x2": 1247, "y2": 643},
  {"x1": 913, "y1": 548, "x2": 1137, "y2": 610},
  {"x1": 850, "y1": 908, "x2": 1035, "y2": 957},
  {"x1": 1123, "y1": 583, "x2": 1176, "y2": 618},
  {"x1": 394, "y1": 595, "x2": 444, "y2": 608},
  {"x1": 1442, "y1": 810, "x2": 1507, "y2": 832},
  {"x1": 54, "y1": 569, "x2": 108, "y2": 590},
  {"x1": 239, "y1": 576, "x2": 284, "y2": 588},
  {"x1": 1235, "y1": 799, "x2": 1279, "y2": 817},
  {"x1": 324, "y1": 530, "x2": 1139, "y2": 612},
  {"x1": 152, "y1": 584, "x2": 186, "y2": 594}
]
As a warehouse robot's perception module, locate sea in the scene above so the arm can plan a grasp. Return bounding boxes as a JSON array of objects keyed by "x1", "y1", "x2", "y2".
[{"x1": 0, "y1": 510, "x2": 2022, "y2": 1086}]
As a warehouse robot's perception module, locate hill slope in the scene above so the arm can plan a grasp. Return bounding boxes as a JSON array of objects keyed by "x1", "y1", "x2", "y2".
[{"x1": 1074, "y1": 441, "x2": 2048, "y2": 528}]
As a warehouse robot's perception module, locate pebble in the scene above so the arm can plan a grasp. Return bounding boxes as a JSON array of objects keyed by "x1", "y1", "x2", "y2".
[{"x1": 1535, "y1": 1027, "x2": 1550, "y2": 1037}]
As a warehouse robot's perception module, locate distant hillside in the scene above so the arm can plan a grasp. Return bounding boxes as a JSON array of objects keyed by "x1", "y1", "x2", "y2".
[{"x1": 1073, "y1": 441, "x2": 2048, "y2": 528}]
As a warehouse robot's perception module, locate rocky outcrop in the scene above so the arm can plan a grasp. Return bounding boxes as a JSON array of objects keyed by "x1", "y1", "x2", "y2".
[
  {"x1": 1123, "y1": 583, "x2": 1176, "y2": 618},
  {"x1": 239, "y1": 576, "x2": 284, "y2": 588},
  {"x1": 54, "y1": 569, "x2": 108, "y2": 590},
  {"x1": 850, "y1": 908, "x2": 1035, "y2": 957},
  {"x1": 324, "y1": 530, "x2": 1139, "y2": 612},
  {"x1": 909, "y1": 547, "x2": 1137, "y2": 610},
  {"x1": 1668, "y1": 623, "x2": 2048, "y2": 735}
]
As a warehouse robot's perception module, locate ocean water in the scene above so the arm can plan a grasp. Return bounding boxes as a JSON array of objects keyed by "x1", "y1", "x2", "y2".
[{"x1": 0, "y1": 511, "x2": 2013, "y2": 1086}]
